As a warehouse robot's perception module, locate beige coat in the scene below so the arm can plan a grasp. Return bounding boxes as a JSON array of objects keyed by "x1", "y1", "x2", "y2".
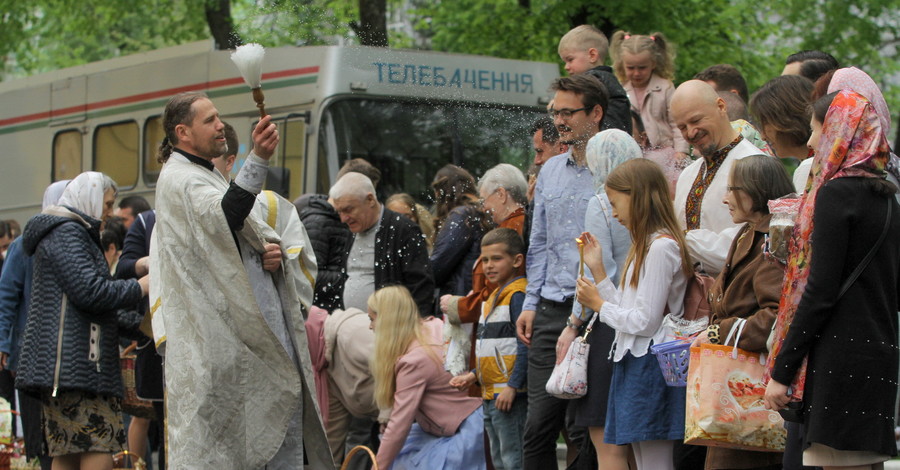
[
  {"x1": 625, "y1": 74, "x2": 689, "y2": 154},
  {"x1": 150, "y1": 154, "x2": 332, "y2": 470}
]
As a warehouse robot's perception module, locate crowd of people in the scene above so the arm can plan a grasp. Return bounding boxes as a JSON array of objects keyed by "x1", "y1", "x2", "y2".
[{"x1": 0, "y1": 22, "x2": 897, "y2": 470}]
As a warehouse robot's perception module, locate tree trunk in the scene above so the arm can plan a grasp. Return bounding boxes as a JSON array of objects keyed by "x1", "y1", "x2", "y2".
[
  {"x1": 206, "y1": 0, "x2": 242, "y2": 50},
  {"x1": 352, "y1": 0, "x2": 388, "y2": 47}
]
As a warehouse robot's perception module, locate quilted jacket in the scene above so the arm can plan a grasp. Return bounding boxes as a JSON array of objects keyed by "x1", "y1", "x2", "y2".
[
  {"x1": 295, "y1": 194, "x2": 352, "y2": 312},
  {"x1": 16, "y1": 206, "x2": 143, "y2": 397}
]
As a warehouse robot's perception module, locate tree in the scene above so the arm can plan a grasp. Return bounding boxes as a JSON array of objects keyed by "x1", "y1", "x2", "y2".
[
  {"x1": 413, "y1": 0, "x2": 899, "y2": 124},
  {"x1": 351, "y1": 0, "x2": 388, "y2": 46},
  {"x1": 207, "y1": 0, "x2": 243, "y2": 49}
]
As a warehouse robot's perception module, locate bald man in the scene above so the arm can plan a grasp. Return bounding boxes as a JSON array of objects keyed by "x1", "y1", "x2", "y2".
[{"x1": 671, "y1": 80, "x2": 764, "y2": 275}]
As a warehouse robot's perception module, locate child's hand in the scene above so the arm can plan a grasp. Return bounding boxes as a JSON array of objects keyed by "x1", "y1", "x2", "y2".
[
  {"x1": 495, "y1": 387, "x2": 516, "y2": 412},
  {"x1": 449, "y1": 372, "x2": 476, "y2": 391}
]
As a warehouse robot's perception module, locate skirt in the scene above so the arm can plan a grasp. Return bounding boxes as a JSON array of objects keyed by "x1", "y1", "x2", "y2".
[
  {"x1": 803, "y1": 442, "x2": 890, "y2": 467},
  {"x1": 574, "y1": 321, "x2": 616, "y2": 427},
  {"x1": 604, "y1": 351, "x2": 685, "y2": 445},
  {"x1": 41, "y1": 390, "x2": 125, "y2": 457},
  {"x1": 390, "y1": 407, "x2": 486, "y2": 470}
]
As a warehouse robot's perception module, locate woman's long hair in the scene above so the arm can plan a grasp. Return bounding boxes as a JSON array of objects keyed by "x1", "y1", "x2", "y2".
[
  {"x1": 369, "y1": 286, "x2": 440, "y2": 409},
  {"x1": 431, "y1": 164, "x2": 491, "y2": 241},
  {"x1": 606, "y1": 159, "x2": 693, "y2": 287}
]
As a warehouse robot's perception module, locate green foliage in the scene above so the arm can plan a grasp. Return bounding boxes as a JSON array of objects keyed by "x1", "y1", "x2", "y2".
[
  {"x1": 415, "y1": 0, "x2": 898, "y2": 137},
  {"x1": 0, "y1": 0, "x2": 209, "y2": 78},
  {"x1": 2, "y1": 0, "x2": 897, "y2": 126}
]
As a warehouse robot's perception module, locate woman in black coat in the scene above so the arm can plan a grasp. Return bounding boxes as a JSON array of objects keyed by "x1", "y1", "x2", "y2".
[
  {"x1": 429, "y1": 165, "x2": 491, "y2": 298},
  {"x1": 17, "y1": 172, "x2": 147, "y2": 470},
  {"x1": 765, "y1": 90, "x2": 900, "y2": 468}
]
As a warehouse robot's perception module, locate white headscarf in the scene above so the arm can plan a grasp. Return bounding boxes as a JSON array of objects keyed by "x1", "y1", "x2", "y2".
[
  {"x1": 57, "y1": 172, "x2": 115, "y2": 220},
  {"x1": 585, "y1": 129, "x2": 643, "y2": 192},
  {"x1": 42, "y1": 180, "x2": 70, "y2": 210}
]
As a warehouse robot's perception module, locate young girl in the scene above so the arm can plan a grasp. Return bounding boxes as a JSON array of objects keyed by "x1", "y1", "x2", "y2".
[
  {"x1": 610, "y1": 31, "x2": 689, "y2": 195},
  {"x1": 368, "y1": 286, "x2": 485, "y2": 469},
  {"x1": 558, "y1": 158, "x2": 691, "y2": 469}
]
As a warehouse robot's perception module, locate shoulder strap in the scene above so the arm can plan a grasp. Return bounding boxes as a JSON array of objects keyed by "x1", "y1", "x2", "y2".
[
  {"x1": 595, "y1": 194, "x2": 613, "y2": 228},
  {"x1": 837, "y1": 197, "x2": 892, "y2": 299}
]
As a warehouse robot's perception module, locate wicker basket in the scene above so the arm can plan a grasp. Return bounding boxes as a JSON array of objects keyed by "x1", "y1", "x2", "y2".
[
  {"x1": 113, "y1": 450, "x2": 147, "y2": 470},
  {"x1": 650, "y1": 339, "x2": 692, "y2": 387},
  {"x1": 340, "y1": 445, "x2": 378, "y2": 470}
]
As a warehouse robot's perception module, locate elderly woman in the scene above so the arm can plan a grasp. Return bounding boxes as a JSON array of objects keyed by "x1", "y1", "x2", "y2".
[
  {"x1": 440, "y1": 163, "x2": 528, "y2": 322},
  {"x1": 765, "y1": 90, "x2": 900, "y2": 469},
  {"x1": 430, "y1": 164, "x2": 492, "y2": 298},
  {"x1": 693, "y1": 155, "x2": 794, "y2": 470},
  {"x1": 17, "y1": 172, "x2": 148, "y2": 470}
]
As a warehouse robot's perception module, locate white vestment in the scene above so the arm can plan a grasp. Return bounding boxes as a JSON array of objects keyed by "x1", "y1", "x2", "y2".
[{"x1": 150, "y1": 152, "x2": 333, "y2": 470}]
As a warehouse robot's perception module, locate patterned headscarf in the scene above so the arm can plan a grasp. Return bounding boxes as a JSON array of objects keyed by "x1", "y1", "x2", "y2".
[
  {"x1": 827, "y1": 66, "x2": 898, "y2": 181},
  {"x1": 767, "y1": 90, "x2": 892, "y2": 399},
  {"x1": 57, "y1": 172, "x2": 115, "y2": 220},
  {"x1": 585, "y1": 129, "x2": 642, "y2": 192}
]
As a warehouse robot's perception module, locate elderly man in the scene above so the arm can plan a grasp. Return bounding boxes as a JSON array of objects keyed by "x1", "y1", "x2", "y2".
[
  {"x1": 150, "y1": 91, "x2": 331, "y2": 470},
  {"x1": 329, "y1": 172, "x2": 434, "y2": 316},
  {"x1": 671, "y1": 80, "x2": 764, "y2": 275}
]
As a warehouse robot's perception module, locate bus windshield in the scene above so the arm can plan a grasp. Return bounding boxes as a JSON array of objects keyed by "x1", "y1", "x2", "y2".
[{"x1": 320, "y1": 98, "x2": 545, "y2": 202}]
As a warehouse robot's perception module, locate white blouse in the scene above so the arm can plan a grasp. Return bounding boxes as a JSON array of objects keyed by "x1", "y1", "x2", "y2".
[{"x1": 595, "y1": 233, "x2": 688, "y2": 362}]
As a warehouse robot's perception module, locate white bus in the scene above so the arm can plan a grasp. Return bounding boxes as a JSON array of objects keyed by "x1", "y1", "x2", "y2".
[{"x1": 0, "y1": 41, "x2": 560, "y2": 225}]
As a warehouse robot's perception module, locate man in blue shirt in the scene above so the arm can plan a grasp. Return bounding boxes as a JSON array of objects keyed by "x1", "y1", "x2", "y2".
[{"x1": 516, "y1": 74, "x2": 608, "y2": 469}]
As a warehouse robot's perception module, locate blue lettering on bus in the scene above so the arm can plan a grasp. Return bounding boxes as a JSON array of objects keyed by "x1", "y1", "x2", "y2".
[{"x1": 372, "y1": 62, "x2": 533, "y2": 93}]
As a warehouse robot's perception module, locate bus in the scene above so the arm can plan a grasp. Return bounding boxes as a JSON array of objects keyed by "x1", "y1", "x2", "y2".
[{"x1": 0, "y1": 40, "x2": 560, "y2": 225}]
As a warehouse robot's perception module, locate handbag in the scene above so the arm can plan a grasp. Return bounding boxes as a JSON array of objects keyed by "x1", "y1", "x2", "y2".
[
  {"x1": 685, "y1": 319, "x2": 787, "y2": 452},
  {"x1": 545, "y1": 312, "x2": 599, "y2": 399},
  {"x1": 120, "y1": 343, "x2": 156, "y2": 420},
  {"x1": 778, "y1": 196, "x2": 892, "y2": 423}
]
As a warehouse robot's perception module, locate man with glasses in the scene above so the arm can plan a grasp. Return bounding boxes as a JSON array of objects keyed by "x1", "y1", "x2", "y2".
[{"x1": 516, "y1": 74, "x2": 607, "y2": 470}]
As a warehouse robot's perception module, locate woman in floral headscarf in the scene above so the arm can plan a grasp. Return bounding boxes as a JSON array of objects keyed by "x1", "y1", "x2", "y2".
[{"x1": 764, "y1": 89, "x2": 900, "y2": 469}]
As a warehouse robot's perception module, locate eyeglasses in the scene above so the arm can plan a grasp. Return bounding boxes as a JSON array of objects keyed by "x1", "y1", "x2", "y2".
[
  {"x1": 478, "y1": 189, "x2": 501, "y2": 206},
  {"x1": 548, "y1": 107, "x2": 591, "y2": 119}
]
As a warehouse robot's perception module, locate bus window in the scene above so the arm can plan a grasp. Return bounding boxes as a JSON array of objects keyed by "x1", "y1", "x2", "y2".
[
  {"x1": 320, "y1": 98, "x2": 541, "y2": 203},
  {"x1": 53, "y1": 130, "x2": 83, "y2": 181},
  {"x1": 94, "y1": 121, "x2": 139, "y2": 189},
  {"x1": 282, "y1": 118, "x2": 306, "y2": 200},
  {"x1": 143, "y1": 116, "x2": 164, "y2": 186}
]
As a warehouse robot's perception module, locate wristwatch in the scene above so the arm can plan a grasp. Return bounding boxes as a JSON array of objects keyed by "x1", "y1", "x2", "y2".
[{"x1": 565, "y1": 315, "x2": 580, "y2": 332}]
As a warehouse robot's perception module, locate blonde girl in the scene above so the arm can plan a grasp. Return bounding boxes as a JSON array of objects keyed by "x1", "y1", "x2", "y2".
[
  {"x1": 368, "y1": 286, "x2": 485, "y2": 469},
  {"x1": 610, "y1": 31, "x2": 689, "y2": 194},
  {"x1": 559, "y1": 159, "x2": 692, "y2": 469}
]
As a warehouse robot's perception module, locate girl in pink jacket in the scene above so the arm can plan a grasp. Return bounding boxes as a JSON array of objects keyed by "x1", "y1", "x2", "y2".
[{"x1": 368, "y1": 285, "x2": 485, "y2": 469}]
